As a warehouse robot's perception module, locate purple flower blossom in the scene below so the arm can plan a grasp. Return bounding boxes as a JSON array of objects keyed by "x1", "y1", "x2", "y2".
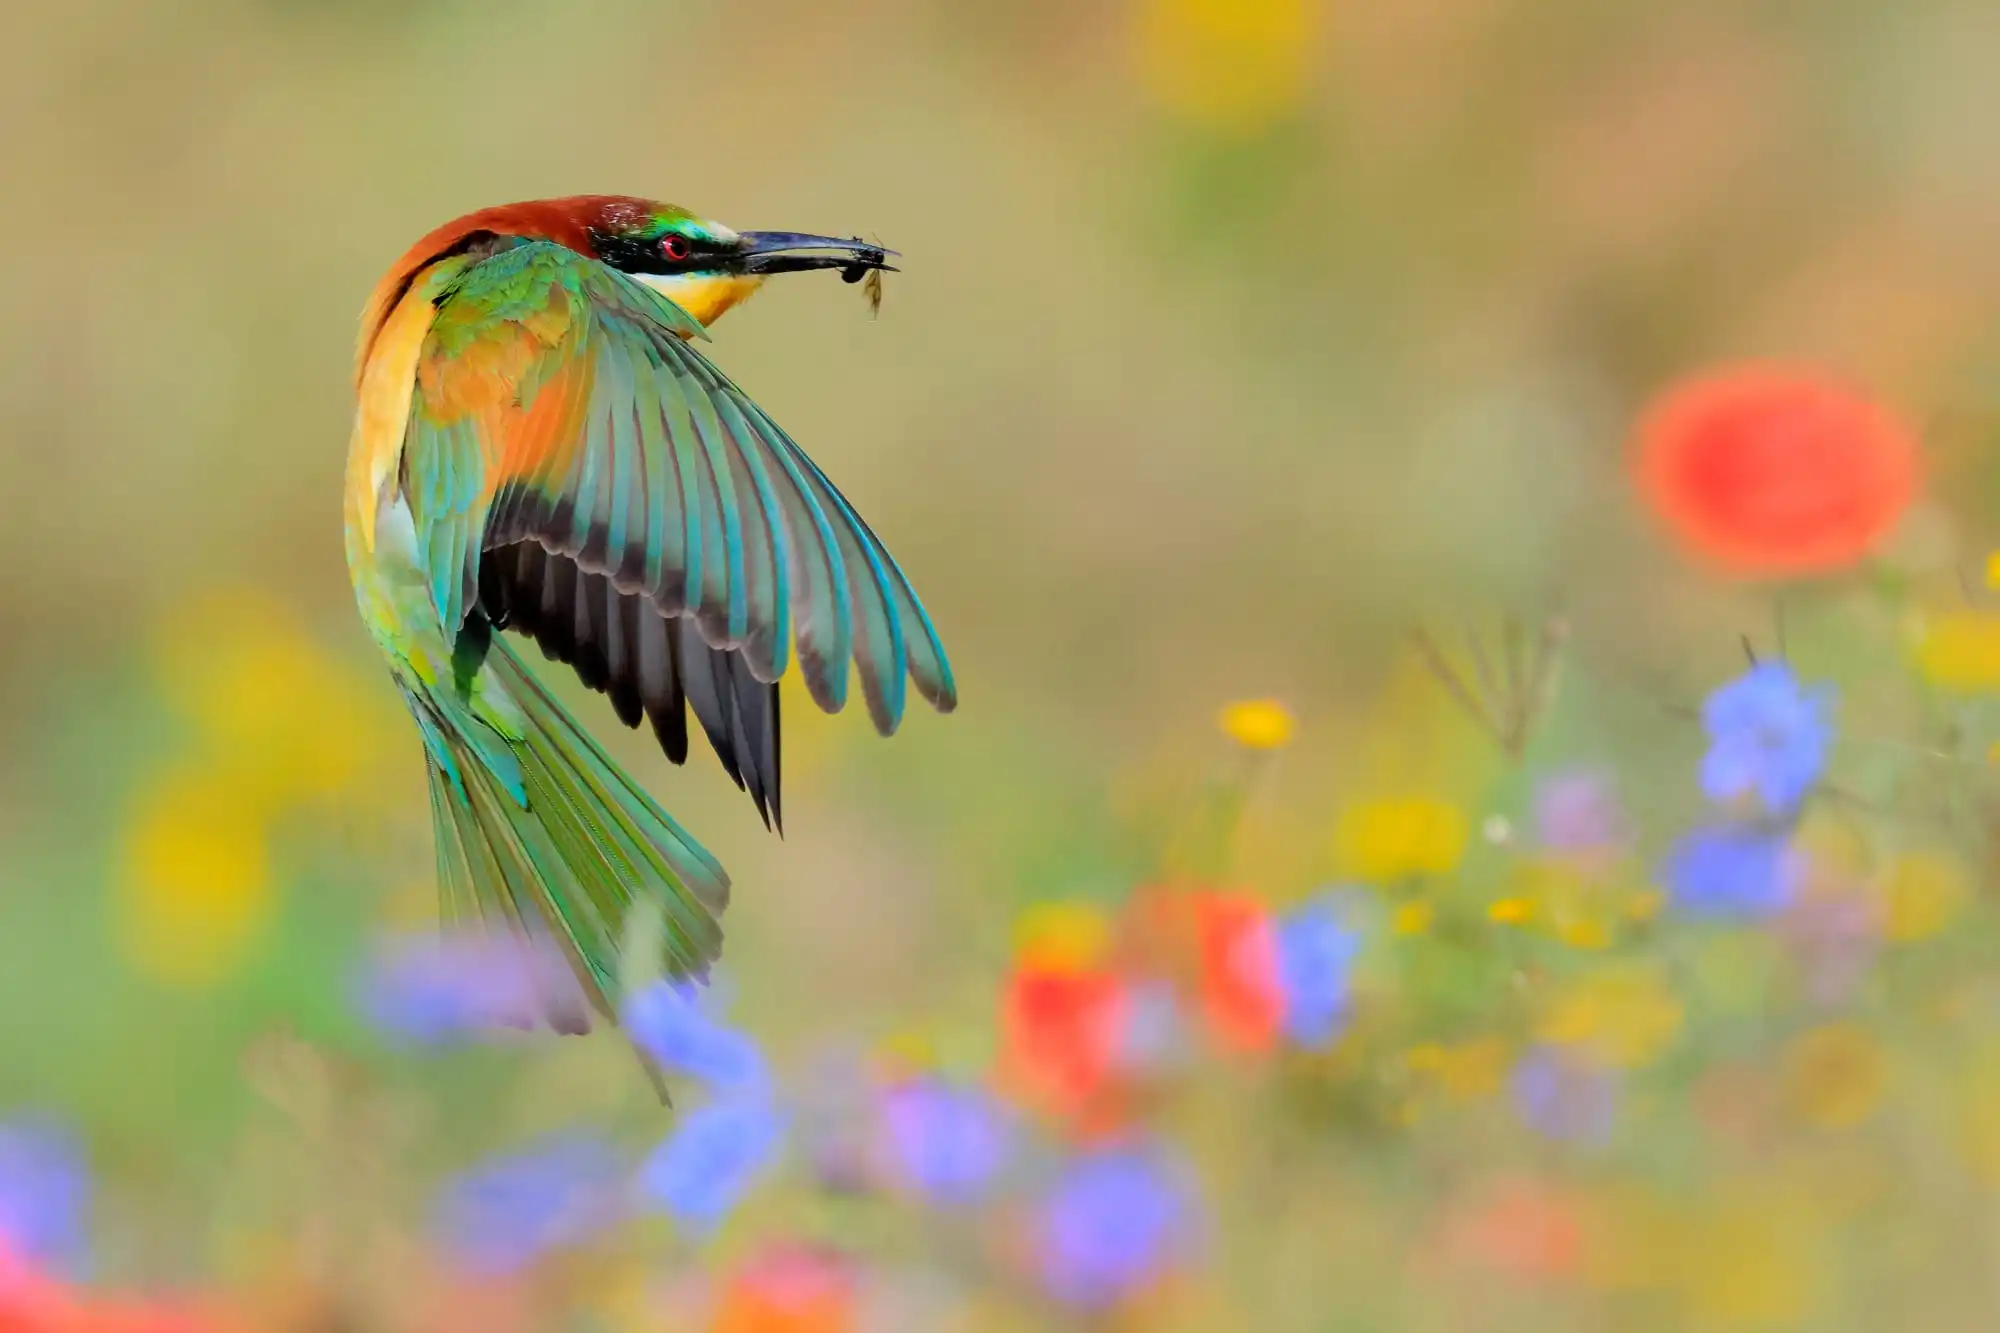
[
  {"x1": 638, "y1": 1095, "x2": 785, "y2": 1231},
  {"x1": 1511, "y1": 1047, "x2": 1619, "y2": 1146},
  {"x1": 622, "y1": 979, "x2": 769, "y2": 1092},
  {"x1": 432, "y1": 1134, "x2": 623, "y2": 1275},
  {"x1": 1664, "y1": 826, "x2": 1798, "y2": 918},
  {"x1": 1534, "y1": 771, "x2": 1629, "y2": 857},
  {"x1": 1274, "y1": 898, "x2": 1361, "y2": 1048},
  {"x1": 1037, "y1": 1146, "x2": 1194, "y2": 1310},
  {"x1": 357, "y1": 931, "x2": 589, "y2": 1044},
  {"x1": 877, "y1": 1077, "x2": 1010, "y2": 1207},
  {"x1": 0, "y1": 1119, "x2": 88, "y2": 1273},
  {"x1": 1699, "y1": 664, "x2": 1834, "y2": 816}
]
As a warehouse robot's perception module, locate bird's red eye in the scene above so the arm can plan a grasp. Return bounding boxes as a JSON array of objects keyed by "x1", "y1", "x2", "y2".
[{"x1": 661, "y1": 234, "x2": 692, "y2": 263}]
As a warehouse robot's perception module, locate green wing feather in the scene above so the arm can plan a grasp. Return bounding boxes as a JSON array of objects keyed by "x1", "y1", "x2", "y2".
[{"x1": 402, "y1": 241, "x2": 956, "y2": 735}]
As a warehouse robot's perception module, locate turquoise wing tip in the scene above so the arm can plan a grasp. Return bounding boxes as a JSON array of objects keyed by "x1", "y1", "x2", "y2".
[{"x1": 928, "y1": 666, "x2": 959, "y2": 714}]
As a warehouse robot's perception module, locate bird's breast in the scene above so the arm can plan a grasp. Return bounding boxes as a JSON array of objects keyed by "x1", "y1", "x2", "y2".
[{"x1": 346, "y1": 272, "x2": 442, "y2": 554}]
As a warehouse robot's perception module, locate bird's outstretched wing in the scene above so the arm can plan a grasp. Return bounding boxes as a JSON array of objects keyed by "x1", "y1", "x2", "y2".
[{"x1": 398, "y1": 240, "x2": 955, "y2": 829}]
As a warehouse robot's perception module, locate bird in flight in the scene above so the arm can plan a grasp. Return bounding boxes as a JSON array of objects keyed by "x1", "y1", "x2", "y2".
[{"x1": 345, "y1": 196, "x2": 955, "y2": 1033}]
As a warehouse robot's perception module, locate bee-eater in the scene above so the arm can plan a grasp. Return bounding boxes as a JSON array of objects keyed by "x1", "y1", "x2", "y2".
[{"x1": 346, "y1": 196, "x2": 955, "y2": 1031}]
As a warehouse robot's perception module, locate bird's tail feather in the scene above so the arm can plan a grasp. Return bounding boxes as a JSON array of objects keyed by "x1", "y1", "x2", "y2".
[{"x1": 420, "y1": 635, "x2": 729, "y2": 1026}]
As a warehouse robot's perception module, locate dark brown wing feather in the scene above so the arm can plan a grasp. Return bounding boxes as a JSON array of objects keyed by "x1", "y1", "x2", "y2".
[{"x1": 478, "y1": 539, "x2": 782, "y2": 831}]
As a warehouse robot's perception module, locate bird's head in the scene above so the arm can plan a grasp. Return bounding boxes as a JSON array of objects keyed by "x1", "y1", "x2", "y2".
[
  {"x1": 360, "y1": 196, "x2": 896, "y2": 376},
  {"x1": 578, "y1": 197, "x2": 896, "y2": 329}
]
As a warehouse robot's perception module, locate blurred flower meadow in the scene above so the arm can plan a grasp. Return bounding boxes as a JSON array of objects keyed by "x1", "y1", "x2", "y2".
[
  {"x1": 8, "y1": 366, "x2": 2000, "y2": 1329},
  {"x1": 11, "y1": 0, "x2": 2000, "y2": 1328}
]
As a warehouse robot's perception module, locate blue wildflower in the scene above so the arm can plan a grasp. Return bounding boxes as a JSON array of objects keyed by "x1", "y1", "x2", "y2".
[
  {"x1": 1037, "y1": 1145, "x2": 1194, "y2": 1310},
  {"x1": 638, "y1": 1095, "x2": 785, "y2": 1231},
  {"x1": 357, "y1": 931, "x2": 588, "y2": 1044},
  {"x1": 0, "y1": 1119, "x2": 88, "y2": 1273},
  {"x1": 433, "y1": 1134, "x2": 623, "y2": 1275},
  {"x1": 1699, "y1": 663, "x2": 1833, "y2": 816},
  {"x1": 1664, "y1": 825, "x2": 1797, "y2": 918},
  {"x1": 1511, "y1": 1046, "x2": 1618, "y2": 1146},
  {"x1": 1274, "y1": 897, "x2": 1361, "y2": 1048},
  {"x1": 622, "y1": 979, "x2": 769, "y2": 1092},
  {"x1": 878, "y1": 1076, "x2": 1010, "y2": 1207}
]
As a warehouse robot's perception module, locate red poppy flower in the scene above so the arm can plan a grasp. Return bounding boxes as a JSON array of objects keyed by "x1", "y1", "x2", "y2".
[
  {"x1": 1188, "y1": 891, "x2": 1284, "y2": 1055},
  {"x1": 1001, "y1": 963, "x2": 1129, "y2": 1122},
  {"x1": 1634, "y1": 367, "x2": 1920, "y2": 577},
  {"x1": 0, "y1": 1244, "x2": 74, "y2": 1330},
  {"x1": 713, "y1": 1245, "x2": 855, "y2": 1333},
  {"x1": 0, "y1": 1242, "x2": 222, "y2": 1333}
]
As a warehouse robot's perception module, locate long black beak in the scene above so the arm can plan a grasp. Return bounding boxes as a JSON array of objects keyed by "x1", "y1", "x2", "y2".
[{"x1": 737, "y1": 231, "x2": 899, "y2": 277}]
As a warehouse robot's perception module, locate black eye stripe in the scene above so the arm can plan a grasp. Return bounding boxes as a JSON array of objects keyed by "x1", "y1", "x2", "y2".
[{"x1": 587, "y1": 227, "x2": 735, "y2": 276}]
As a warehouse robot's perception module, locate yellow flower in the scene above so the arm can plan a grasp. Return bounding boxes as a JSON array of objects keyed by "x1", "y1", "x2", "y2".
[
  {"x1": 1880, "y1": 852, "x2": 1968, "y2": 942},
  {"x1": 1391, "y1": 901, "x2": 1434, "y2": 936},
  {"x1": 153, "y1": 586, "x2": 391, "y2": 809},
  {"x1": 1914, "y1": 611, "x2": 2000, "y2": 691},
  {"x1": 1783, "y1": 1024, "x2": 1885, "y2": 1129},
  {"x1": 1136, "y1": 0, "x2": 1317, "y2": 135},
  {"x1": 1218, "y1": 698, "x2": 1296, "y2": 750},
  {"x1": 1487, "y1": 897, "x2": 1534, "y2": 926},
  {"x1": 119, "y1": 767, "x2": 274, "y2": 988},
  {"x1": 1014, "y1": 901, "x2": 1112, "y2": 972},
  {"x1": 1985, "y1": 550, "x2": 2000, "y2": 589},
  {"x1": 1335, "y1": 797, "x2": 1468, "y2": 882},
  {"x1": 1537, "y1": 964, "x2": 1683, "y2": 1069}
]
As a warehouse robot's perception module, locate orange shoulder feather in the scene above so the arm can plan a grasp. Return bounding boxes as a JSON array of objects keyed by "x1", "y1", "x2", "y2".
[{"x1": 353, "y1": 196, "x2": 654, "y2": 386}]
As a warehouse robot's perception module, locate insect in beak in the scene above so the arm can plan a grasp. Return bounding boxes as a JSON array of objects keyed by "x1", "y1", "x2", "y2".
[{"x1": 838, "y1": 236, "x2": 888, "y2": 316}]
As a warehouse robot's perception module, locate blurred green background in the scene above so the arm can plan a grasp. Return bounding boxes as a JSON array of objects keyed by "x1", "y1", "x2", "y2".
[{"x1": 8, "y1": 0, "x2": 2000, "y2": 1327}]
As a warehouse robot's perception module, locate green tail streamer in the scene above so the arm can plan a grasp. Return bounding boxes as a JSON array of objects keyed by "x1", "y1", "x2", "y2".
[{"x1": 416, "y1": 634, "x2": 730, "y2": 1025}]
